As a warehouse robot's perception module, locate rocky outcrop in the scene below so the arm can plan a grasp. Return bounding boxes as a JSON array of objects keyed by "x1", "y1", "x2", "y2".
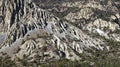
[{"x1": 0, "y1": 0, "x2": 119, "y2": 64}]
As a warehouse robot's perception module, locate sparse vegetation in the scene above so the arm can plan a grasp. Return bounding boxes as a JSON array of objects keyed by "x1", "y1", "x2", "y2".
[
  {"x1": 0, "y1": 40, "x2": 120, "y2": 67},
  {"x1": 0, "y1": 55, "x2": 17, "y2": 67}
]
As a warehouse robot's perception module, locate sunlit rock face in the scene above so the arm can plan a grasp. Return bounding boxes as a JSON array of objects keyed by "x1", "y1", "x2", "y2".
[{"x1": 0, "y1": 0, "x2": 119, "y2": 63}]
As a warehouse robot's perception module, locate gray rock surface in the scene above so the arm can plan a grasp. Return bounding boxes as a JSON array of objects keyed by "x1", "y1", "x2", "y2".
[{"x1": 0, "y1": 0, "x2": 120, "y2": 64}]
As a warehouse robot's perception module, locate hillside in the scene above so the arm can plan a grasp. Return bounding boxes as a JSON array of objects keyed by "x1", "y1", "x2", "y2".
[{"x1": 0, "y1": 0, "x2": 120, "y2": 67}]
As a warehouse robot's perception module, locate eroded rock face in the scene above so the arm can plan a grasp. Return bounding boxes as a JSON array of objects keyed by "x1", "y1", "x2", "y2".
[{"x1": 0, "y1": 0, "x2": 120, "y2": 63}]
